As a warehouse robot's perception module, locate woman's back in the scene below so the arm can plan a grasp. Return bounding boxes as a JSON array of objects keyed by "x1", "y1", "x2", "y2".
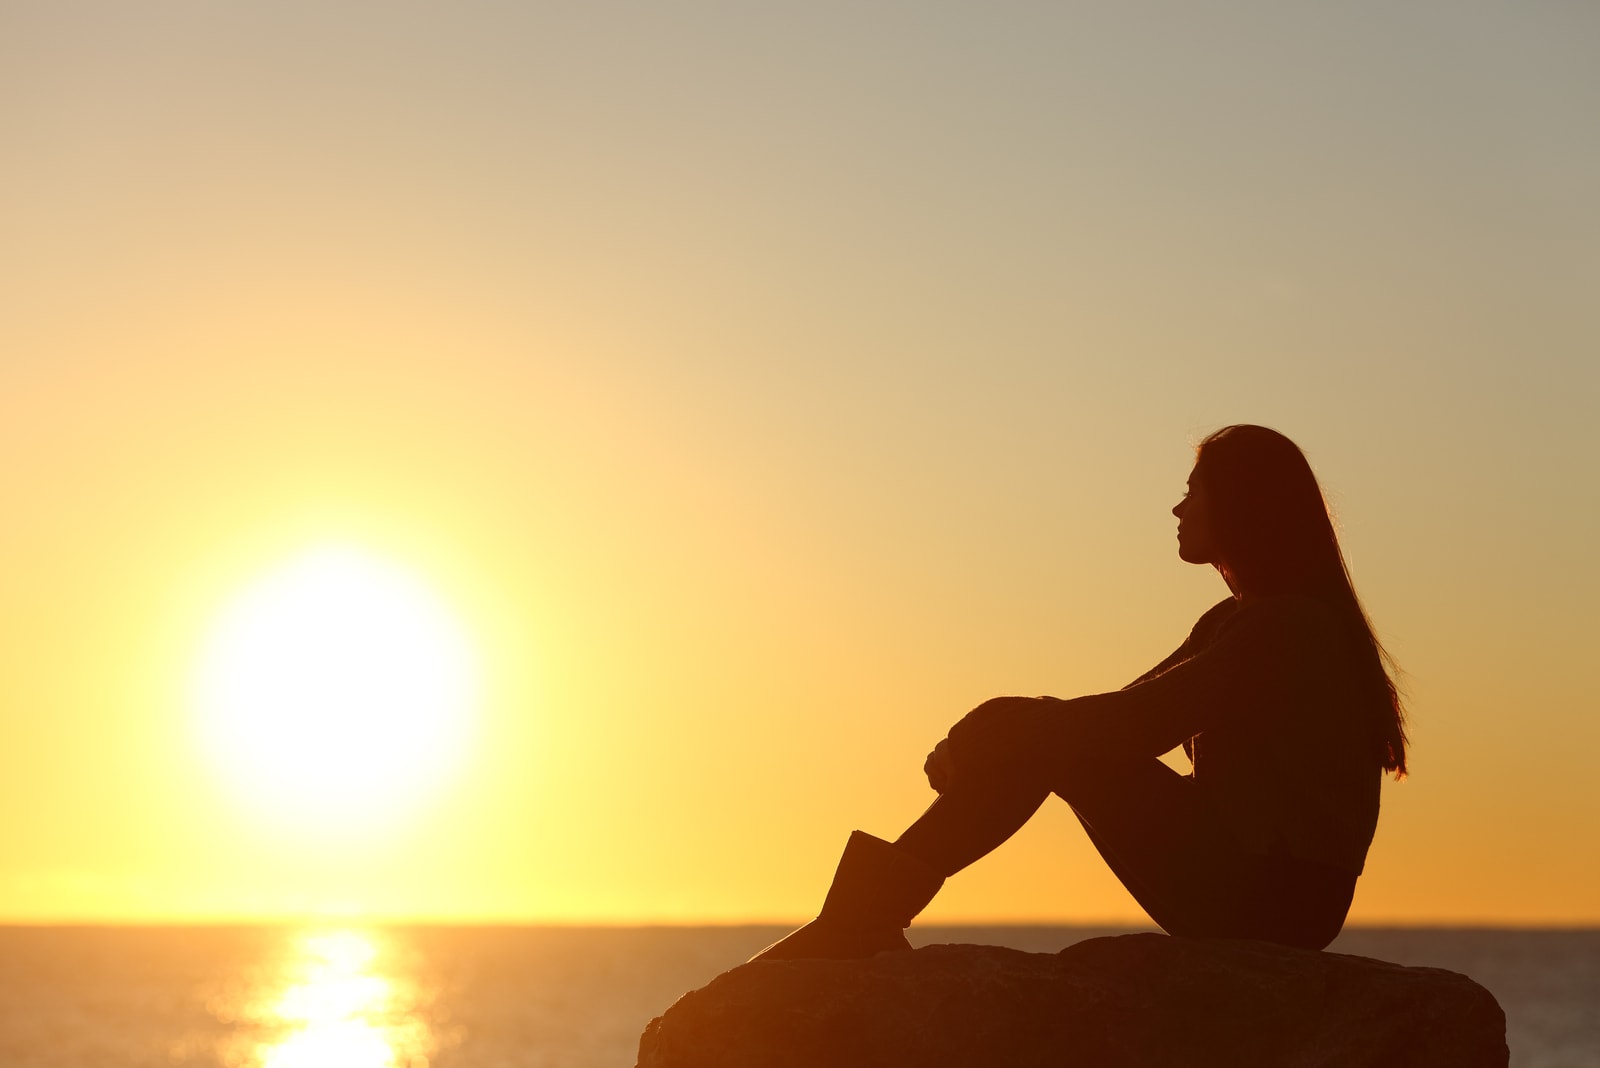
[{"x1": 1183, "y1": 595, "x2": 1382, "y2": 874}]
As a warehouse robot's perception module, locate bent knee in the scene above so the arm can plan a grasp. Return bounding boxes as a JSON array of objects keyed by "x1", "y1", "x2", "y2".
[{"x1": 968, "y1": 695, "x2": 1039, "y2": 714}]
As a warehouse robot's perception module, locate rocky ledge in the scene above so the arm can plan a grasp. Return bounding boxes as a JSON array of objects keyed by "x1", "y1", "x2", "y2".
[{"x1": 637, "y1": 933, "x2": 1507, "y2": 1067}]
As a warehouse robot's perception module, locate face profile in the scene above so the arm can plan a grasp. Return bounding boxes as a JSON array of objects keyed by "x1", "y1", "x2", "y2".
[{"x1": 1172, "y1": 469, "x2": 1219, "y2": 567}]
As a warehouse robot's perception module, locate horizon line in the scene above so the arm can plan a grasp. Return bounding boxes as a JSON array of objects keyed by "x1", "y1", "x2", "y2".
[{"x1": 1, "y1": 917, "x2": 1596, "y2": 931}]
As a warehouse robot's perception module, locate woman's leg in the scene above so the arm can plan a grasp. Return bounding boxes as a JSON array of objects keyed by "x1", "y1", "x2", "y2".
[
  {"x1": 892, "y1": 776, "x2": 1052, "y2": 876},
  {"x1": 754, "y1": 700, "x2": 1354, "y2": 961},
  {"x1": 888, "y1": 735, "x2": 1215, "y2": 914},
  {"x1": 894, "y1": 725, "x2": 1354, "y2": 950},
  {"x1": 1053, "y1": 755, "x2": 1249, "y2": 937},
  {"x1": 1056, "y1": 756, "x2": 1356, "y2": 949}
]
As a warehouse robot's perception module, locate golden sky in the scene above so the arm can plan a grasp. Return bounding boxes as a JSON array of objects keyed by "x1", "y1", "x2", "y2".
[{"x1": 3, "y1": 2, "x2": 1597, "y2": 925}]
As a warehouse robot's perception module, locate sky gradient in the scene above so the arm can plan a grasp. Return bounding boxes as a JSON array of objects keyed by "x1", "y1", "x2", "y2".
[{"x1": 3, "y1": 1, "x2": 1597, "y2": 924}]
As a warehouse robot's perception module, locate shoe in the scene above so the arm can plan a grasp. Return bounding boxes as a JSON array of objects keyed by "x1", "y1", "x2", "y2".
[{"x1": 749, "y1": 831, "x2": 944, "y2": 962}]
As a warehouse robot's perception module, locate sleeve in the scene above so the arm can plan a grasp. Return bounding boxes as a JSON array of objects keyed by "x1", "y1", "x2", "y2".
[{"x1": 1045, "y1": 597, "x2": 1328, "y2": 763}]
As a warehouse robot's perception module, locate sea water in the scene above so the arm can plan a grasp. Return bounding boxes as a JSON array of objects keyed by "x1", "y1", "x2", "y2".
[{"x1": 0, "y1": 925, "x2": 1594, "y2": 1067}]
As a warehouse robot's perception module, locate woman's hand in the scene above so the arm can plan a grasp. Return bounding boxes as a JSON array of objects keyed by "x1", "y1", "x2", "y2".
[
  {"x1": 924, "y1": 738, "x2": 956, "y2": 793},
  {"x1": 927, "y1": 696, "x2": 1062, "y2": 791}
]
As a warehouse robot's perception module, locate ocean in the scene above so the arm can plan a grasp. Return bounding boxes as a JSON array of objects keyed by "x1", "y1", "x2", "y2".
[{"x1": 0, "y1": 925, "x2": 1594, "y2": 1067}]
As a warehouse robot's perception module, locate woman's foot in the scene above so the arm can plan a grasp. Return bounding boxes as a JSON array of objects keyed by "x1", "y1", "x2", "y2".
[
  {"x1": 748, "y1": 831, "x2": 944, "y2": 963},
  {"x1": 750, "y1": 916, "x2": 913, "y2": 961}
]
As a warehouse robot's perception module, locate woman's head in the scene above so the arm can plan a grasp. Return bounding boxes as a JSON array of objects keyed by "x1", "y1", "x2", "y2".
[
  {"x1": 1187, "y1": 424, "x2": 1340, "y2": 597},
  {"x1": 1186, "y1": 424, "x2": 1409, "y2": 776}
]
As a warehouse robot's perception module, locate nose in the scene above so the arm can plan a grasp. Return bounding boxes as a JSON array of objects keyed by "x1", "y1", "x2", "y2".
[{"x1": 1172, "y1": 499, "x2": 1185, "y2": 518}]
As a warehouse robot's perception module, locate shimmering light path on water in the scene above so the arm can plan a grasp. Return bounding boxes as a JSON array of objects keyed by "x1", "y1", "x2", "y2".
[{"x1": 250, "y1": 930, "x2": 432, "y2": 1068}]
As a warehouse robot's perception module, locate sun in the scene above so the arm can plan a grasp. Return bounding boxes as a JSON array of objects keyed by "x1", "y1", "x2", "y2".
[{"x1": 194, "y1": 544, "x2": 478, "y2": 833}]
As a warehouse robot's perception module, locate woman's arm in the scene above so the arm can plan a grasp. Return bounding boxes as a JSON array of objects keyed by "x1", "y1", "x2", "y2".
[
  {"x1": 1071, "y1": 597, "x2": 1335, "y2": 756},
  {"x1": 940, "y1": 597, "x2": 1328, "y2": 785},
  {"x1": 1120, "y1": 597, "x2": 1238, "y2": 762}
]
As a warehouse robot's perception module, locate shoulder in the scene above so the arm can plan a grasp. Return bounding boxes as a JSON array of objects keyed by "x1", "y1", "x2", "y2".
[
  {"x1": 1188, "y1": 597, "x2": 1243, "y2": 645},
  {"x1": 1228, "y1": 594, "x2": 1339, "y2": 628},
  {"x1": 1177, "y1": 596, "x2": 1344, "y2": 667},
  {"x1": 1219, "y1": 595, "x2": 1347, "y2": 660}
]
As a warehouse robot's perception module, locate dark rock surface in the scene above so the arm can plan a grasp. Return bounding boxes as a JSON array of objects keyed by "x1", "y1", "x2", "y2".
[{"x1": 636, "y1": 933, "x2": 1508, "y2": 1067}]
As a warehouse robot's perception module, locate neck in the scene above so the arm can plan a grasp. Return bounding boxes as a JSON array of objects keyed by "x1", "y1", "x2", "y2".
[{"x1": 1216, "y1": 563, "x2": 1262, "y2": 600}]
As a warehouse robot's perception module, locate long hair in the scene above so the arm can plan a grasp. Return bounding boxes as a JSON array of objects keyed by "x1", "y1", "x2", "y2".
[{"x1": 1193, "y1": 425, "x2": 1408, "y2": 777}]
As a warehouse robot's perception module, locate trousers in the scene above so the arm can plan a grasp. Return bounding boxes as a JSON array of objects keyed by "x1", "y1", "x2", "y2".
[{"x1": 895, "y1": 720, "x2": 1356, "y2": 951}]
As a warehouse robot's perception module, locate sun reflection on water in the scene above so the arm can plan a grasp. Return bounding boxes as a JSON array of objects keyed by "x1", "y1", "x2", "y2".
[{"x1": 231, "y1": 929, "x2": 435, "y2": 1068}]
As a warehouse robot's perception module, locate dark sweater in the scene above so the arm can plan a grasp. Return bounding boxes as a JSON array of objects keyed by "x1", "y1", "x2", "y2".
[{"x1": 1080, "y1": 595, "x2": 1382, "y2": 875}]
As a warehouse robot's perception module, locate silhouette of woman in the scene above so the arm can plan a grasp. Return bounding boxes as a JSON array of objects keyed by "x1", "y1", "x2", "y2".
[{"x1": 755, "y1": 425, "x2": 1407, "y2": 958}]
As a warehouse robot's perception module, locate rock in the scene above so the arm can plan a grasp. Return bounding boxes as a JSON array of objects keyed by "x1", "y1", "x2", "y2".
[{"x1": 636, "y1": 933, "x2": 1507, "y2": 1067}]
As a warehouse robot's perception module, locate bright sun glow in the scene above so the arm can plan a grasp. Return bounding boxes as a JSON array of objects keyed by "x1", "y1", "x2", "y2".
[{"x1": 195, "y1": 545, "x2": 478, "y2": 833}]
